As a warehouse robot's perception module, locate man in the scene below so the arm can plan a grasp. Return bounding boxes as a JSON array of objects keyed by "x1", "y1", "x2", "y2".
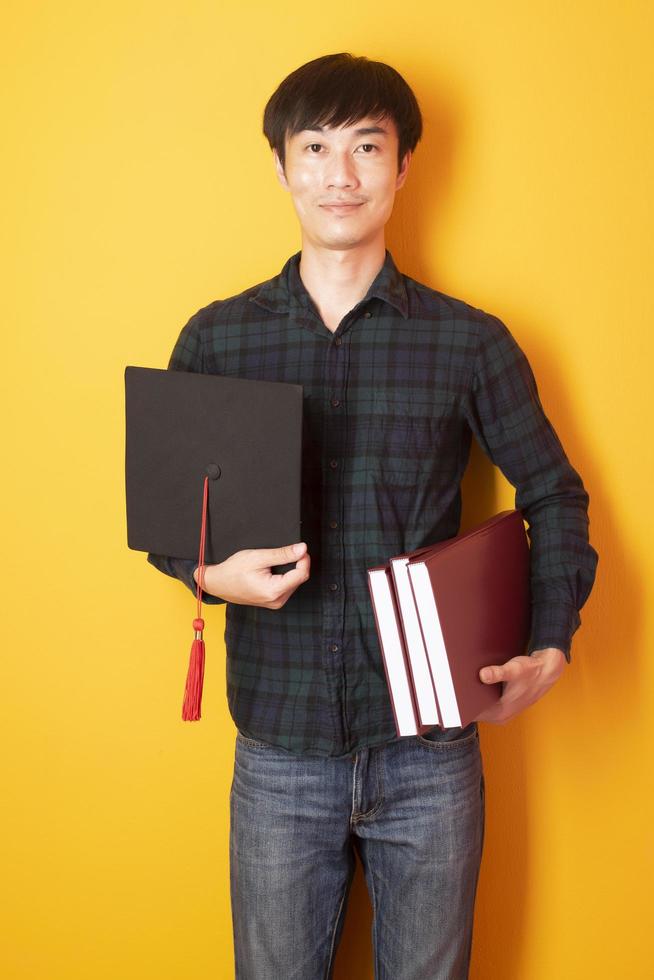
[{"x1": 148, "y1": 52, "x2": 598, "y2": 980}]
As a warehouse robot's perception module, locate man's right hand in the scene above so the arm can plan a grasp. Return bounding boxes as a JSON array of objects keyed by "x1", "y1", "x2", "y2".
[{"x1": 193, "y1": 542, "x2": 310, "y2": 608}]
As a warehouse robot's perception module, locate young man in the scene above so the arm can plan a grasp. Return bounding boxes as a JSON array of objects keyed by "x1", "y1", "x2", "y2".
[{"x1": 148, "y1": 53, "x2": 598, "y2": 980}]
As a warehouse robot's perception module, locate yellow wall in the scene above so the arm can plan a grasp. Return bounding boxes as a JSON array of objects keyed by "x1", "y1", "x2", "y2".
[{"x1": 2, "y1": 2, "x2": 651, "y2": 977}]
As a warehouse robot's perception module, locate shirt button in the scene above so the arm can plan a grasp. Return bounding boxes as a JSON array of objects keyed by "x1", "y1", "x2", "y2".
[
  {"x1": 330, "y1": 398, "x2": 341, "y2": 408},
  {"x1": 329, "y1": 459, "x2": 338, "y2": 469},
  {"x1": 334, "y1": 337, "x2": 342, "y2": 347},
  {"x1": 330, "y1": 644, "x2": 339, "y2": 652},
  {"x1": 328, "y1": 582, "x2": 339, "y2": 591},
  {"x1": 364, "y1": 310, "x2": 372, "y2": 318},
  {"x1": 329, "y1": 520, "x2": 338, "y2": 529}
]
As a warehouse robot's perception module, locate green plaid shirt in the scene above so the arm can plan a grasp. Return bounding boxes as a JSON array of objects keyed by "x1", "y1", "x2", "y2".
[{"x1": 148, "y1": 249, "x2": 598, "y2": 757}]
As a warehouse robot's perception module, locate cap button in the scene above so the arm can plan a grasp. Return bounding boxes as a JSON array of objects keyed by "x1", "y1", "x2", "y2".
[{"x1": 206, "y1": 463, "x2": 221, "y2": 479}]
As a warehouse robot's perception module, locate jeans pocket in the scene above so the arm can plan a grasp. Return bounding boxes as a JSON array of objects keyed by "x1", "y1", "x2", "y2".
[
  {"x1": 236, "y1": 730, "x2": 272, "y2": 749},
  {"x1": 414, "y1": 720, "x2": 479, "y2": 749}
]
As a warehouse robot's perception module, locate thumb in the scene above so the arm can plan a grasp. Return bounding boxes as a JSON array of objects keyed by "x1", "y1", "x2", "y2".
[
  {"x1": 480, "y1": 665, "x2": 503, "y2": 684},
  {"x1": 259, "y1": 541, "x2": 307, "y2": 565}
]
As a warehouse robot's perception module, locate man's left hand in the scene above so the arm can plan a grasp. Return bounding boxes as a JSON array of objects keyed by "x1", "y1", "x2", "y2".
[{"x1": 475, "y1": 647, "x2": 567, "y2": 724}]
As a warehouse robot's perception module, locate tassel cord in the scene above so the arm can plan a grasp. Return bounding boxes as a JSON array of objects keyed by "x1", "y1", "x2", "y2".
[{"x1": 182, "y1": 475, "x2": 209, "y2": 721}]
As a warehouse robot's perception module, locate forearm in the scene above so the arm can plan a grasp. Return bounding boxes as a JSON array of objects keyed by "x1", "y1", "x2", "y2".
[{"x1": 520, "y1": 477, "x2": 598, "y2": 662}]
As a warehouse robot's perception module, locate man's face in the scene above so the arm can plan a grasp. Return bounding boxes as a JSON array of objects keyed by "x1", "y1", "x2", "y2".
[{"x1": 273, "y1": 114, "x2": 411, "y2": 251}]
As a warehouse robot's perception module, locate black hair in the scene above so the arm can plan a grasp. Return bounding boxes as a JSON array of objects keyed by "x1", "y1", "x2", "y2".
[{"x1": 262, "y1": 52, "x2": 422, "y2": 173}]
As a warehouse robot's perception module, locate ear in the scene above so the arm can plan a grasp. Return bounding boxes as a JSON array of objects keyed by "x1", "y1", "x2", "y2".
[
  {"x1": 395, "y1": 149, "x2": 412, "y2": 191},
  {"x1": 273, "y1": 149, "x2": 289, "y2": 190}
]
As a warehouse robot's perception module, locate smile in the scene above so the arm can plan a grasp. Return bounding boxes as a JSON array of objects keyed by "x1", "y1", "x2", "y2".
[{"x1": 320, "y1": 204, "x2": 364, "y2": 213}]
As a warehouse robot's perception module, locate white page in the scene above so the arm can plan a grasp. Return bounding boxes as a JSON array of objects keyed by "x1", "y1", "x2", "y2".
[
  {"x1": 368, "y1": 570, "x2": 418, "y2": 736},
  {"x1": 407, "y1": 563, "x2": 461, "y2": 728},
  {"x1": 391, "y1": 557, "x2": 440, "y2": 725}
]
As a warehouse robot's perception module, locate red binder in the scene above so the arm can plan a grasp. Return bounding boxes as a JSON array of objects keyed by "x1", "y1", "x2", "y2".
[{"x1": 367, "y1": 510, "x2": 531, "y2": 737}]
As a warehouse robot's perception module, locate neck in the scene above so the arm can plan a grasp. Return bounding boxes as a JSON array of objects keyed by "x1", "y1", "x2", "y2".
[{"x1": 297, "y1": 237, "x2": 386, "y2": 321}]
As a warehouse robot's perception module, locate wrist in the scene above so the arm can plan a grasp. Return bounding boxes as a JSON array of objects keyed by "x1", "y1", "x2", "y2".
[
  {"x1": 193, "y1": 563, "x2": 224, "y2": 601},
  {"x1": 529, "y1": 647, "x2": 567, "y2": 676}
]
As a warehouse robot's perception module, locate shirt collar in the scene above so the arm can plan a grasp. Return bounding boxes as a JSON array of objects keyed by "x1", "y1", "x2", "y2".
[{"x1": 249, "y1": 248, "x2": 409, "y2": 320}]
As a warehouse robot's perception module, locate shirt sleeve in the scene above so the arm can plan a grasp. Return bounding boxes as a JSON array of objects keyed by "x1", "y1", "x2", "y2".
[
  {"x1": 147, "y1": 553, "x2": 225, "y2": 606},
  {"x1": 461, "y1": 312, "x2": 599, "y2": 663},
  {"x1": 145, "y1": 306, "x2": 226, "y2": 607}
]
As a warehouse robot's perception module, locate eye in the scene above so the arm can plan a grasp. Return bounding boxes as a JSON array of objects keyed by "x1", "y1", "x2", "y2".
[
  {"x1": 358, "y1": 144, "x2": 378, "y2": 153},
  {"x1": 307, "y1": 143, "x2": 322, "y2": 152}
]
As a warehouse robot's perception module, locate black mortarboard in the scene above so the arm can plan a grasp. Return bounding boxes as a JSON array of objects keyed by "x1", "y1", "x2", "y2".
[{"x1": 124, "y1": 365, "x2": 303, "y2": 720}]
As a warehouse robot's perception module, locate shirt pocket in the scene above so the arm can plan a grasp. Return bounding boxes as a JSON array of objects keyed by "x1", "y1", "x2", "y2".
[{"x1": 366, "y1": 399, "x2": 442, "y2": 488}]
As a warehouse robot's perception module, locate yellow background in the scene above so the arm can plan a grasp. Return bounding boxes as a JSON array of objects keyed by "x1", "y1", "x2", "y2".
[{"x1": 2, "y1": 1, "x2": 651, "y2": 977}]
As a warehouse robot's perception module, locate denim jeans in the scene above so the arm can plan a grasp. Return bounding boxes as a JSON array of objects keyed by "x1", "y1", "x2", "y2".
[{"x1": 229, "y1": 721, "x2": 485, "y2": 980}]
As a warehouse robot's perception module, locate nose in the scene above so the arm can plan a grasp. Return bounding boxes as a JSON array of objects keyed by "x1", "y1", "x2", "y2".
[{"x1": 324, "y1": 150, "x2": 359, "y2": 190}]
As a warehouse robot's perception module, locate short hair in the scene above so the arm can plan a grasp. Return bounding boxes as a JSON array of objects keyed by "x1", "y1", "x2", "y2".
[{"x1": 263, "y1": 52, "x2": 423, "y2": 173}]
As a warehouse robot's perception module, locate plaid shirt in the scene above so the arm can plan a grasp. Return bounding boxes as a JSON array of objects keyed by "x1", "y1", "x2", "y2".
[{"x1": 148, "y1": 249, "x2": 599, "y2": 757}]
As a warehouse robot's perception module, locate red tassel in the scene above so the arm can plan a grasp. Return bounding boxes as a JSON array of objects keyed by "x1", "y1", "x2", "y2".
[
  {"x1": 182, "y1": 476, "x2": 209, "y2": 721},
  {"x1": 182, "y1": 620, "x2": 206, "y2": 721}
]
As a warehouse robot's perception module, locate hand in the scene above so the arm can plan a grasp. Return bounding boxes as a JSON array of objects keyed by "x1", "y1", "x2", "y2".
[
  {"x1": 193, "y1": 542, "x2": 310, "y2": 608},
  {"x1": 475, "y1": 647, "x2": 567, "y2": 724}
]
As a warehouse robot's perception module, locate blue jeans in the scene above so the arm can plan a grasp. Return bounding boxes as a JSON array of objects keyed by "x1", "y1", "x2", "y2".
[{"x1": 229, "y1": 722, "x2": 485, "y2": 979}]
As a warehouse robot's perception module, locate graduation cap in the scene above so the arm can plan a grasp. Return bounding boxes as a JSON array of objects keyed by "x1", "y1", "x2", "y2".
[{"x1": 124, "y1": 365, "x2": 303, "y2": 720}]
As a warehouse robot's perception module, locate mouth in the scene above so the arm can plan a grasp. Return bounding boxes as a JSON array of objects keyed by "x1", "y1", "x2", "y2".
[{"x1": 320, "y1": 203, "x2": 364, "y2": 214}]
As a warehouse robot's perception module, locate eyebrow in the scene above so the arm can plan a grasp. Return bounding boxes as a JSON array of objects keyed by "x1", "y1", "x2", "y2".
[{"x1": 300, "y1": 125, "x2": 389, "y2": 137}]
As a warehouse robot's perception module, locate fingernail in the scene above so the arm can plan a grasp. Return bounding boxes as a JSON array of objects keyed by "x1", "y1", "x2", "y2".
[{"x1": 293, "y1": 542, "x2": 306, "y2": 555}]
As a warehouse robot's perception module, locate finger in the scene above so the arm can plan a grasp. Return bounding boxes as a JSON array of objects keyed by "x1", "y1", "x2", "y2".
[
  {"x1": 269, "y1": 552, "x2": 310, "y2": 592},
  {"x1": 476, "y1": 703, "x2": 512, "y2": 724},
  {"x1": 479, "y1": 656, "x2": 531, "y2": 684},
  {"x1": 253, "y1": 542, "x2": 308, "y2": 567},
  {"x1": 479, "y1": 664, "x2": 505, "y2": 684}
]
